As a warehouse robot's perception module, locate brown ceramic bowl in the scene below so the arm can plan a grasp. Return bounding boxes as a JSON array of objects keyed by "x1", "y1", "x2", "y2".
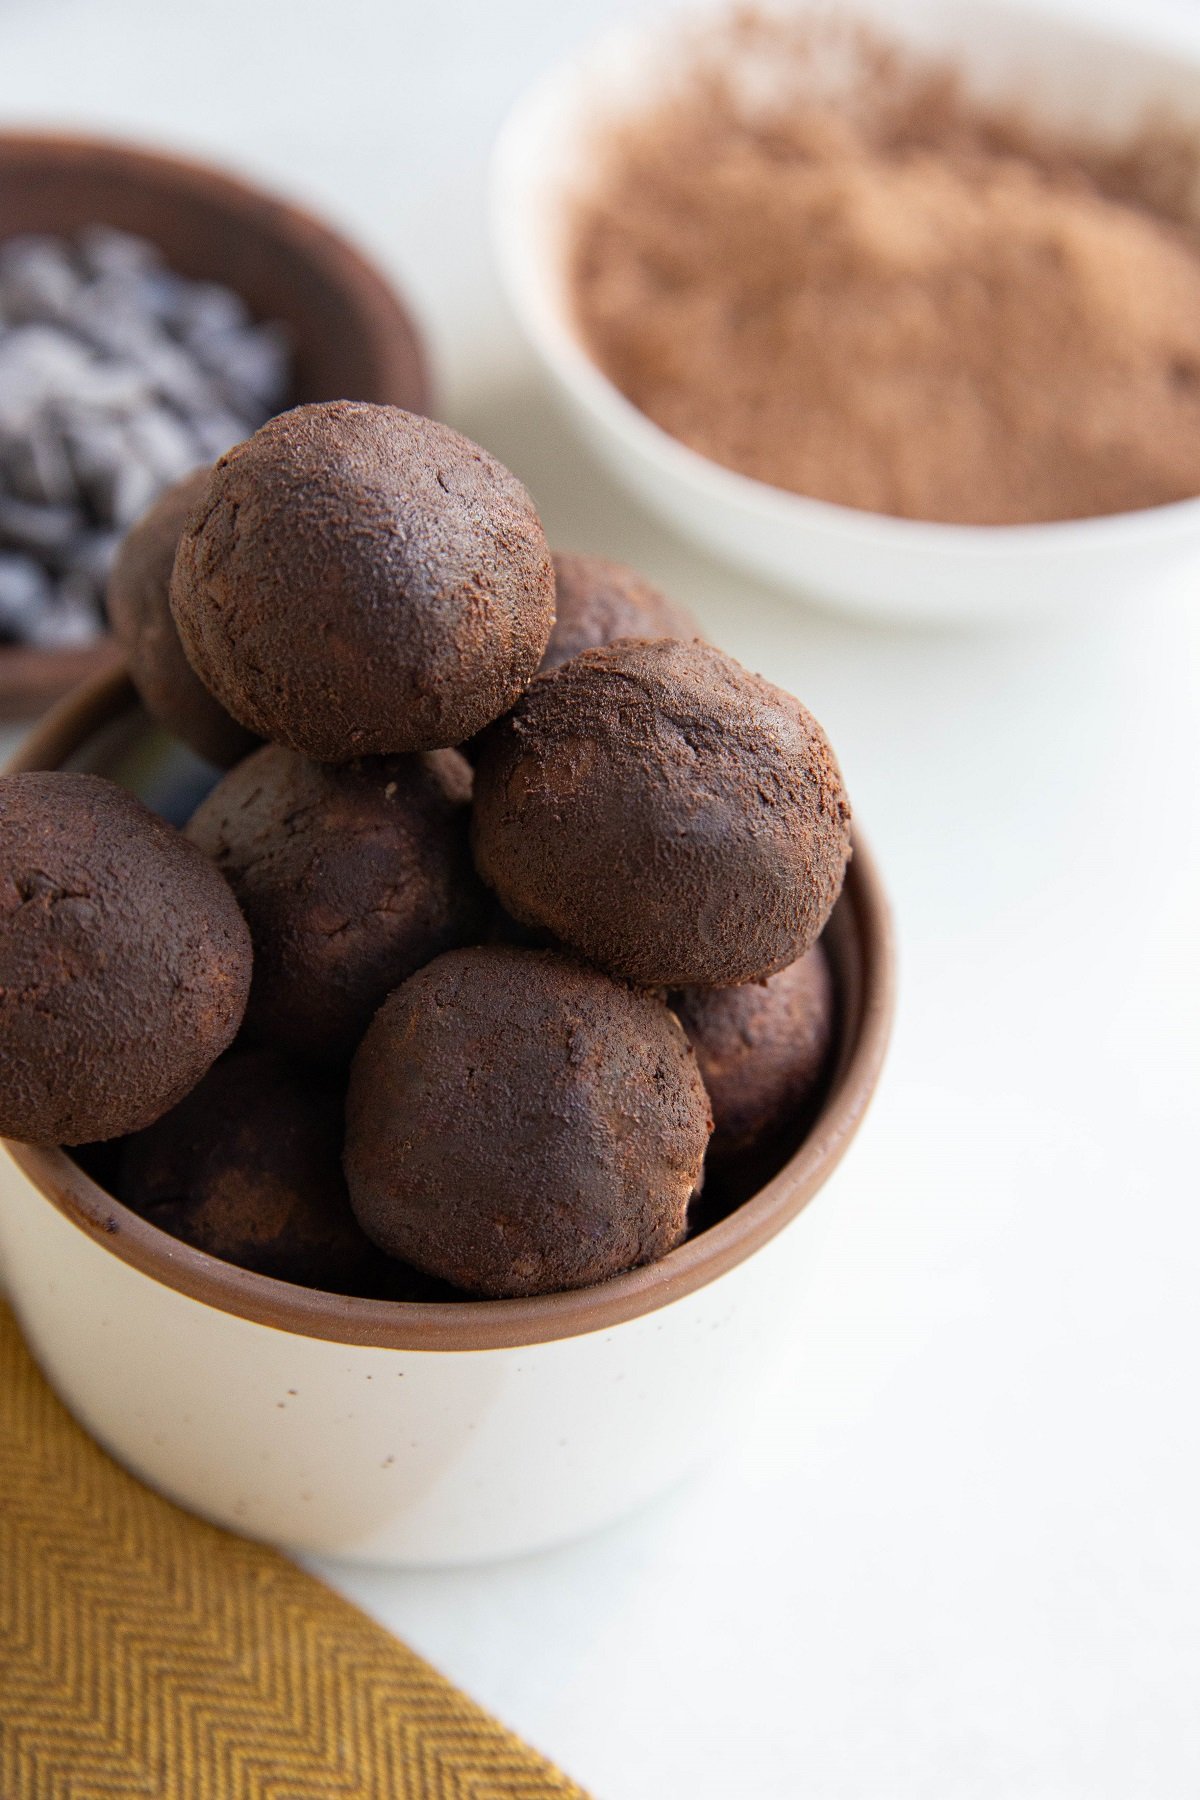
[
  {"x1": 0, "y1": 131, "x2": 432, "y2": 722},
  {"x1": 0, "y1": 667, "x2": 893, "y2": 1563}
]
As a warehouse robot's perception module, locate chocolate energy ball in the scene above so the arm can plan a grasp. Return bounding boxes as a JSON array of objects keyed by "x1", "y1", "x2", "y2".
[
  {"x1": 542, "y1": 552, "x2": 698, "y2": 671},
  {"x1": 186, "y1": 742, "x2": 487, "y2": 1064},
  {"x1": 119, "y1": 1048, "x2": 379, "y2": 1292},
  {"x1": 107, "y1": 468, "x2": 258, "y2": 768},
  {"x1": 472, "y1": 638, "x2": 852, "y2": 988},
  {"x1": 344, "y1": 946, "x2": 712, "y2": 1299},
  {"x1": 673, "y1": 944, "x2": 836, "y2": 1163},
  {"x1": 170, "y1": 402, "x2": 556, "y2": 761},
  {"x1": 0, "y1": 772, "x2": 251, "y2": 1145}
]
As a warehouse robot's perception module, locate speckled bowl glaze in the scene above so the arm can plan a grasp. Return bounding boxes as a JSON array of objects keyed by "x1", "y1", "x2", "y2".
[{"x1": 0, "y1": 670, "x2": 893, "y2": 1566}]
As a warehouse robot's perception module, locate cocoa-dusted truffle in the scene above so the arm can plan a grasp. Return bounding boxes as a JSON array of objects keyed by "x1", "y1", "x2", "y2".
[
  {"x1": 673, "y1": 944, "x2": 836, "y2": 1162},
  {"x1": 170, "y1": 402, "x2": 556, "y2": 761},
  {"x1": 107, "y1": 469, "x2": 258, "y2": 768},
  {"x1": 344, "y1": 946, "x2": 712, "y2": 1298},
  {"x1": 542, "y1": 552, "x2": 698, "y2": 671},
  {"x1": 0, "y1": 772, "x2": 251, "y2": 1145},
  {"x1": 119, "y1": 1047, "x2": 379, "y2": 1292},
  {"x1": 472, "y1": 638, "x2": 852, "y2": 988},
  {"x1": 186, "y1": 742, "x2": 487, "y2": 1065}
]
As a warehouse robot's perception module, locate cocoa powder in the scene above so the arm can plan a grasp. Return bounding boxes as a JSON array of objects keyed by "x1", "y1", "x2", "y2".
[{"x1": 570, "y1": 15, "x2": 1200, "y2": 525}]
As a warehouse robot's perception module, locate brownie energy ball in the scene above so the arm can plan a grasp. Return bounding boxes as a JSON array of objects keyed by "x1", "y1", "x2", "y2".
[
  {"x1": 186, "y1": 742, "x2": 487, "y2": 1064},
  {"x1": 472, "y1": 638, "x2": 852, "y2": 987},
  {"x1": 673, "y1": 944, "x2": 836, "y2": 1162},
  {"x1": 120, "y1": 1047, "x2": 379, "y2": 1292},
  {"x1": 542, "y1": 552, "x2": 698, "y2": 671},
  {"x1": 344, "y1": 946, "x2": 712, "y2": 1298},
  {"x1": 170, "y1": 402, "x2": 556, "y2": 760},
  {"x1": 0, "y1": 771, "x2": 251, "y2": 1144},
  {"x1": 107, "y1": 468, "x2": 258, "y2": 768}
]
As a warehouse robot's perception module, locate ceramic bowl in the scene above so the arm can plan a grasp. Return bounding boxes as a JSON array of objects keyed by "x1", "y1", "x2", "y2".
[
  {"x1": 491, "y1": 0, "x2": 1200, "y2": 625},
  {"x1": 0, "y1": 131, "x2": 431, "y2": 720},
  {"x1": 0, "y1": 668, "x2": 893, "y2": 1566}
]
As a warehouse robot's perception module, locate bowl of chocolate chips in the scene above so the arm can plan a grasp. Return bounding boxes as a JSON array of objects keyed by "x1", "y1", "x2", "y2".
[
  {"x1": 0, "y1": 402, "x2": 892, "y2": 1566},
  {"x1": 0, "y1": 132, "x2": 429, "y2": 717}
]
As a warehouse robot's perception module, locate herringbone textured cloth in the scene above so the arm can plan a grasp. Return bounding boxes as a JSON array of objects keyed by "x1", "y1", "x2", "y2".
[{"x1": 0, "y1": 1303, "x2": 590, "y2": 1799}]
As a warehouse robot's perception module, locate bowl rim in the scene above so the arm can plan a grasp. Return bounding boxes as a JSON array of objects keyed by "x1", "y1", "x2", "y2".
[
  {"x1": 0, "y1": 126, "x2": 433, "y2": 715},
  {"x1": 2, "y1": 668, "x2": 895, "y2": 1353},
  {"x1": 490, "y1": 0, "x2": 1200, "y2": 551}
]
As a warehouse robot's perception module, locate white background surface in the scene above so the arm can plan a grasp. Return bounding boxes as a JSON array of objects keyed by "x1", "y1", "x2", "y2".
[{"x1": 2, "y1": 1, "x2": 1199, "y2": 1794}]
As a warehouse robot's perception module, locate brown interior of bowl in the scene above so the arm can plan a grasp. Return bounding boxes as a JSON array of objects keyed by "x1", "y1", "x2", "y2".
[
  {"x1": 0, "y1": 131, "x2": 432, "y2": 720},
  {"x1": 3, "y1": 669, "x2": 895, "y2": 1352}
]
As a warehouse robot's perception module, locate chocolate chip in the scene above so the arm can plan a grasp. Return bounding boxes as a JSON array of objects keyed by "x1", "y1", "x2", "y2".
[
  {"x1": 0, "y1": 494, "x2": 84, "y2": 557},
  {"x1": 76, "y1": 225, "x2": 160, "y2": 281},
  {"x1": 0, "y1": 550, "x2": 52, "y2": 641}
]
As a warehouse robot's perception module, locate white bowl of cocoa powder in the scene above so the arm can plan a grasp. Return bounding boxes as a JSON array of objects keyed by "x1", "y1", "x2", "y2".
[{"x1": 493, "y1": 0, "x2": 1200, "y2": 623}]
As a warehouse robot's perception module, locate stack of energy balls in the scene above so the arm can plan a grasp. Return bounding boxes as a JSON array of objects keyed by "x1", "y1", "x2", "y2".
[{"x1": 0, "y1": 402, "x2": 852, "y2": 1302}]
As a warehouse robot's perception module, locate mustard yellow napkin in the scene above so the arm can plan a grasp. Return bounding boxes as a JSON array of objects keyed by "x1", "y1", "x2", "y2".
[{"x1": 0, "y1": 1303, "x2": 589, "y2": 1799}]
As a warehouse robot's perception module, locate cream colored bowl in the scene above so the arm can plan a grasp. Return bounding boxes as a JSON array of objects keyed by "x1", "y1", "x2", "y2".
[
  {"x1": 0, "y1": 672, "x2": 894, "y2": 1566},
  {"x1": 491, "y1": 0, "x2": 1200, "y2": 625}
]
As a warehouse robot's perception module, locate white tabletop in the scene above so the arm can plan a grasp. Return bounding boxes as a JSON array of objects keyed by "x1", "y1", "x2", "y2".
[{"x1": 3, "y1": 1, "x2": 1199, "y2": 1794}]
